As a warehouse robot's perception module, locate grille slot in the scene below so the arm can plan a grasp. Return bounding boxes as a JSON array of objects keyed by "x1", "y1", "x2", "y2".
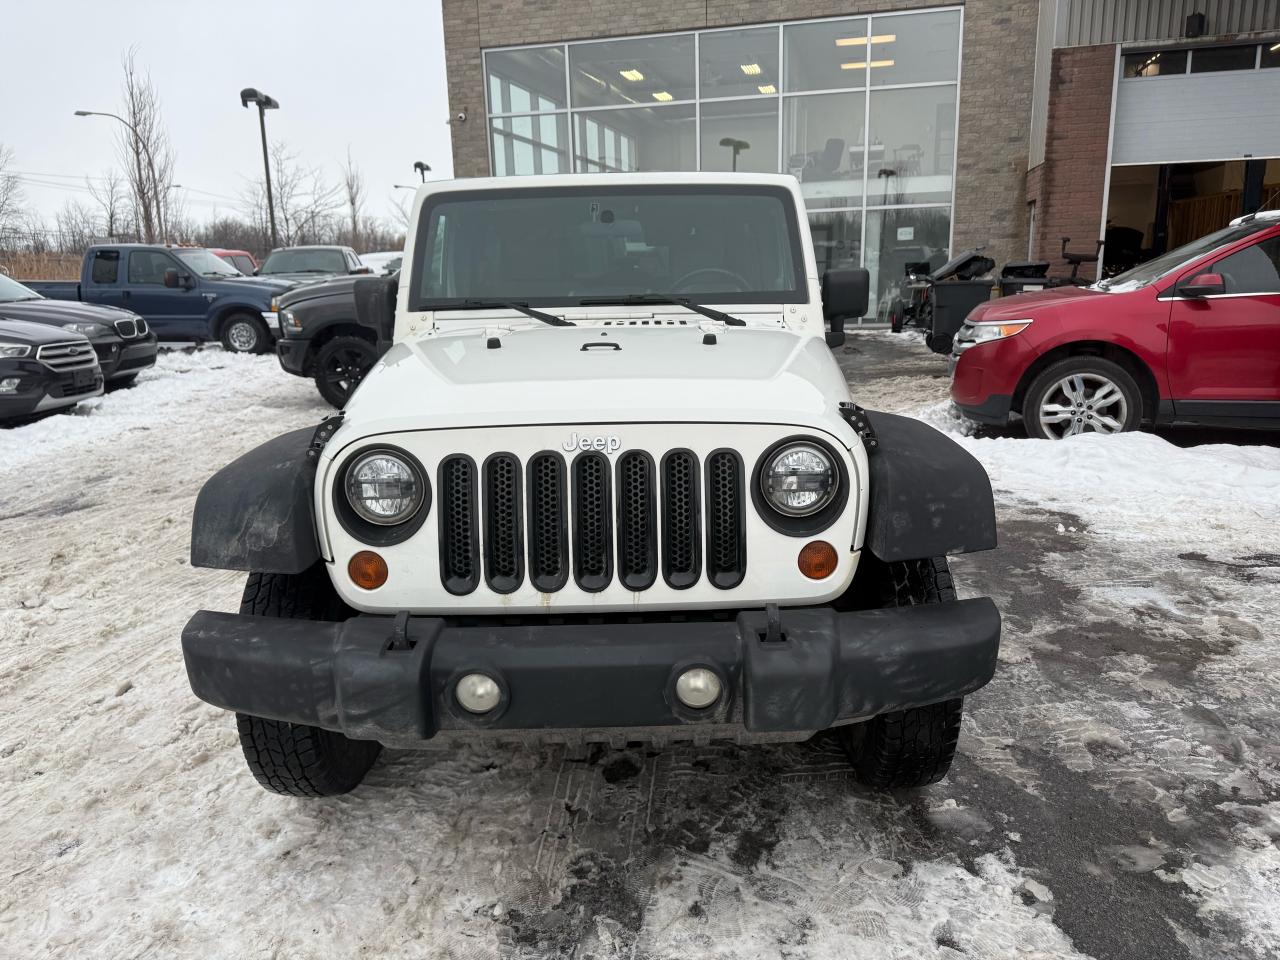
[
  {"x1": 36, "y1": 341, "x2": 97, "y2": 371},
  {"x1": 113, "y1": 318, "x2": 138, "y2": 338},
  {"x1": 482, "y1": 454, "x2": 523, "y2": 593},
  {"x1": 527, "y1": 452, "x2": 569, "y2": 592},
  {"x1": 572, "y1": 453, "x2": 612, "y2": 591},
  {"x1": 661, "y1": 450, "x2": 701, "y2": 589},
  {"x1": 438, "y1": 455, "x2": 479, "y2": 595},
  {"x1": 705, "y1": 450, "x2": 746, "y2": 589},
  {"x1": 616, "y1": 451, "x2": 657, "y2": 591}
]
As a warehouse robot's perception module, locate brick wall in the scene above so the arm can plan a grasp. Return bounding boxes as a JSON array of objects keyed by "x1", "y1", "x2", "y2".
[
  {"x1": 443, "y1": 0, "x2": 1040, "y2": 264},
  {"x1": 1024, "y1": 43, "x2": 1115, "y2": 280}
]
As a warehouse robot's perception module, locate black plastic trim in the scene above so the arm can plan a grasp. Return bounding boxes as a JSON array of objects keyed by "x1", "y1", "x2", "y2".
[
  {"x1": 330, "y1": 445, "x2": 432, "y2": 548},
  {"x1": 616, "y1": 450, "x2": 658, "y2": 591},
  {"x1": 705, "y1": 448, "x2": 746, "y2": 590},
  {"x1": 482, "y1": 452, "x2": 524, "y2": 595},
  {"x1": 527, "y1": 451, "x2": 569, "y2": 593},
  {"x1": 438, "y1": 454, "x2": 480, "y2": 596},
  {"x1": 750, "y1": 435, "x2": 851, "y2": 538},
  {"x1": 660, "y1": 449, "x2": 702, "y2": 590},
  {"x1": 572, "y1": 451, "x2": 613, "y2": 593}
]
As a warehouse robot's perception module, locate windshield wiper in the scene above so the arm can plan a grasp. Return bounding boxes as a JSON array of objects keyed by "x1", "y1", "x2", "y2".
[
  {"x1": 577, "y1": 294, "x2": 746, "y2": 326},
  {"x1": 457, "y1": 299, "x2": 574, "y2": 327}
]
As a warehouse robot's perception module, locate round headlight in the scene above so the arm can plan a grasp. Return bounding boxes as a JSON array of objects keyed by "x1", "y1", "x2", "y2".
[
  {"x1": 344, "y1": 451, "x2": 423, "y2": 525},
  {"x1": 761, "y1": 443, "x2": 837, "y2": 516}
]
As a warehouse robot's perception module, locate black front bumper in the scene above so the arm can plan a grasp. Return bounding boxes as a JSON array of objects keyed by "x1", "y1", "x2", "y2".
[
  {"x1": 276, "y1": 337, "x2": 310, "y2": 376},
  {"x1": 182, "y1": 600, "x2": 1001, "y2": 747},
  {"x1": 96, "y1": 335, "x2": 158, "y2": 380},
  {"x1": 0, "y1": 358, "x2": 103, "y2": 419}
]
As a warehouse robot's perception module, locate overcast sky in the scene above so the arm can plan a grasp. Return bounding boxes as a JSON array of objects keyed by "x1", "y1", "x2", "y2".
[{"x1": 4, "y1": 0, "x2": 453, "y2": 231}]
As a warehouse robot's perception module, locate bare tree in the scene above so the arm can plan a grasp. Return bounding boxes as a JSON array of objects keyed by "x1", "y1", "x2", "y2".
[
  {"x1": 0, "y1": 143, "x2": 23, "y2": 232},
  {"x1": 87, "y1": 169, "x2": 130, "y2": 240},
  {"x1": 242, "y1": 142, "x2": 342, "y2": 248},
  {"x1": 341, "y1": 148, "x2": 365, "y2": 251},
  {"x1": 117, "y1": 48, "x2": 176, "y2": 242},
  {"x1": 54, "y1": 200, "x2": 101, "y2": 251}
]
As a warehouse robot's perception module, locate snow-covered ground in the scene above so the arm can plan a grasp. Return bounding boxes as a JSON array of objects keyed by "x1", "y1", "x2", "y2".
[{"x1": 2, "y1": 337, "x2": 1278, "y2": 959}]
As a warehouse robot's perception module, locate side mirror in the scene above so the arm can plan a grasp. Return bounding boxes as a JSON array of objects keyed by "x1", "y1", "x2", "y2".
[
  {"x1": 163, "y1": 268, "x2": 180, "y2": 288},
  {"x1": 354, "y1": 275, "x2": 397, "y2": 352},
  {"x1": 825, "y1": 330, "x2": 846, "y2": 348},
  {"x1": 353, "y1": 266, "x2": 373, "y2": 275},
  {"x1": 1178, "y1": 272, "x2": 1225, "y2": 298},
  {"x1": 821, "y1": 268, "x2": 868, "y2": 349}
]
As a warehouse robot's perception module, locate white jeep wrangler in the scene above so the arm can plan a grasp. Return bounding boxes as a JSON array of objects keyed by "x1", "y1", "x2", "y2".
[{"x1": 183, "y1": 173, "x2": 999, "y2": 797}]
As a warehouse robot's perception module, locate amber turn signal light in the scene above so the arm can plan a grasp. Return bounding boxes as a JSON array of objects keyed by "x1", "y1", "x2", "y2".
[
  {"x1": 797, "y1": 541, "x2": 839, "y2": 580},
  {"x1": 348, "y1": 551, "x2": 388, "y2": 590}
]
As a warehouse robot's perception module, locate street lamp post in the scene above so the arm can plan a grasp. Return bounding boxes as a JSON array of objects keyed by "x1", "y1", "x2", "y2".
[
  {"x1": 719, "y1": 137, "x2": 750, "y2": 172},
  {"x1": 413, "y1": 161, "x2": 431, "y2": 182},
  {"x1": 239, "y1": 88, "x2": 280, "y2": 249},
  {"x1": 74, "y1": 109, "x2": 166, "y2": 241}
]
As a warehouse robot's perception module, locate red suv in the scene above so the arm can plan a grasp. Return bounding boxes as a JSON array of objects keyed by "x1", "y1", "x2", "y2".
[{"x1": 951, "y1": 212, "x2": 1280, "y2": 439}]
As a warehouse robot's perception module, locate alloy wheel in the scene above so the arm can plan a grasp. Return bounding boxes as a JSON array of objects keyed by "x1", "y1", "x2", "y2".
[
  {"x1": 227, "y1": 321, "x2": 259, "y2": 353},
  {"x1": 1037, "y1": 373, "x2": 1128, "y2": 438}
]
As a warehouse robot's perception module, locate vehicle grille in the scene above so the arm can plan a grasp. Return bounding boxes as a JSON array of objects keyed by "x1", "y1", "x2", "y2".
[
  {"x1": 36, "y1": 341, "x2": 97, "y2": 371},
  {"x1": 114, "y1": 318, "x2": 138, "y2": 338},
  {"x1": 440, "y1": 448, "x2": 745, "y2": 595}
]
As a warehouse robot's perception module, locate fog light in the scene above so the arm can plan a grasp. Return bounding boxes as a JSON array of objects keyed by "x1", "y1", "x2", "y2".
[
  {"x1": 456, "y1": 673, "x2": 502, "y2": 714},
  {"x1": 675, "y1": 667, "x2": 722, "y2": 709},
  {"x1": 347, "y1": 551, "x2": 388, "y2": 590},
  {"x1": 798, "y1": 541, "x2": 839, "y2": 580},
  {"x1": 0, "y1": 377, "x2": 20, "y2": 394}
]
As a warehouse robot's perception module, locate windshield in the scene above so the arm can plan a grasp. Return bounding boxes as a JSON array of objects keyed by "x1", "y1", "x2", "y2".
[
  {"x1": 261, "y1": 249, "x2": 347, "y2": 275},
  {"x1": 0, "y1": 274, "x2": 41, "y2": 302},
  {"x1": 1099, "y1": 220, "x2": 1274, "y2": 291},
  {"x1": 409, "y1": 185, "x2": 806, "y2": 310},
  {"x1": 175, "y1": 249, "x2": 242, "y2": 277}
]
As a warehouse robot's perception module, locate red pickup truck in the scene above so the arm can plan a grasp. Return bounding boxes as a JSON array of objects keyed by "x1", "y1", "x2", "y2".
[{"x1": 951, "y1": 211, "x2": 1280, "y2": 439}]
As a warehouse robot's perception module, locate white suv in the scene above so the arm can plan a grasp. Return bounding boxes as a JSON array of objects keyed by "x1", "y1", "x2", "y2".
[{"x1": 183, "y1": 173, "x2": 1001, "y2": 798}]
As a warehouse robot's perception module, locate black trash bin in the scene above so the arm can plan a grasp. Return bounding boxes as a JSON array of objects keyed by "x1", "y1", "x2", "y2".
[
  {"x1": 928, "y1": 280, "x2": 994, "y2": 355},
  {"x1": 997, "y1": 260, "x2": 1051, "y2": 297}
]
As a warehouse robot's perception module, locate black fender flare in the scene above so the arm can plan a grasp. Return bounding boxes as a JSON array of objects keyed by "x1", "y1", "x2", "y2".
[
  {"x1": 861, "y1": 410, "x2": 996, "y2": 562},
  {"x1": 191, "y1": 426, "x2": 321, "y2": 574}
]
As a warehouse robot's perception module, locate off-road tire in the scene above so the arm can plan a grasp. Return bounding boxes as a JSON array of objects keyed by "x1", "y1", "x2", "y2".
[
  {"x1": 234, "y1": 566, "x2": 380, "y2": 797},
  {"x1": 220, "y1": 311, "x2": 269, "y2": 354},
  {"x1": 888, "y1": 297, "x2": 905, "y2": 333},
  {"x1": 313, "y1": 335, "x2": 378, "y2": 408},
  {"x1": 838, "y1": 557, "x2": 964, "y2": 789}
]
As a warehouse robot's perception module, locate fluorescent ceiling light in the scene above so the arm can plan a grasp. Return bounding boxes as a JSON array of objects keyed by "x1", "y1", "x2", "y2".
[
  {"x1": 836, "y1": 34, "x2": 896, "y2": 46},
  {"x1": 652, "y1": 90, "x2": 673, "y2": 101},
  {"x1": 619, "y1": 68, "x2": 644, "y2": 81},
  {"x1": 840, "y1": 59, "x2": 896, "y2": 69},
  {"x1": 740, "y1": 63, "x2": 762, "y2": 75},
  {"x1": 757, "y1": 83, "x2": 777, "y2": 94}
]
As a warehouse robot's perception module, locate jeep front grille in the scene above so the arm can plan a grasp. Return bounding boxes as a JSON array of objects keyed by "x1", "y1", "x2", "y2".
[
  {"x1": 439, "y1": 448, "x2": 745, "y2": 596},
  {"x1": 36, "y1": 341, "x2": 97, "y2": 371},
  {"x1": 438, "y1": 456, "x2": 479, "y2": 595}
]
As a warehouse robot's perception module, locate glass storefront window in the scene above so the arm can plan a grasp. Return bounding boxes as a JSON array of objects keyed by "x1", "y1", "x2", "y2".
[
  {"x1": 573, "y1": 105, "x2": 696, "y2": 172},
  {"x1": 868, "y1": 10, "x2": 961, "y2": 86},
  {"x1": 784, "y1": 18, "x2": 868, "y2": 92},
  {"x1": 783, "y1": 92, "x2": 867, "y2": 209},
  {"x1": 490, "y1": 115, "x2": 570, "y2": 176},
  {"x1": 867, "y1": 85, "x2": 957, "y2": 205},
  {"x1": 700, "y1": 99, "x2": 779, "y2": 172},
  {"x1": 700, "y1": 26, "x2": 780, "y2": 99},
  {"x1": 1189, "y1": 45, "x2": 1258, "y2": 73},
  {"x1": 486, "y1": 46, "x2": 567, "y2": 112},
  {"x1": 864, "y1": 207, "x2": 951, "y2": 313},
  {"x1": 808, "y1": 210, "x2": 862, "y2": 276},
  {"x1": 570, "y1": 35, "x2": 696, "y2": 109},
  {"x1": 1123, "y1": 49, "x2": 1187, "y2": 77}
]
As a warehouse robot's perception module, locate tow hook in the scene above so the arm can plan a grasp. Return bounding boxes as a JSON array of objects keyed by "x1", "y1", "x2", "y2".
[{"x1": 839, "y1": 401, "x2": 879, "y2": 453}]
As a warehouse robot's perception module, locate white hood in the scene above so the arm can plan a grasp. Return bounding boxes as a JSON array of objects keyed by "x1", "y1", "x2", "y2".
[{"x1": 335, "y1": 325, "x2": 853, "y2": 443}]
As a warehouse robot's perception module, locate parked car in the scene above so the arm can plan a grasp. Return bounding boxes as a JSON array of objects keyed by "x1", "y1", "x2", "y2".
[
  {"x1": 951, "y1": 210, "x2": 1280, "y2": 439},
  {"x1": 0, "y1": 318, "x2": 103, "y2": 423},
  {"x1": 210, "y1": 248, "x2": 259, "y2": 276},
  {"x1": 275, "y1": 273, "x2": 388, "y2": 407},
  {"x1": 181, "y1": 172, "x2": 1000, "y2": 798},
  {"x1": 257, "y1": 245, "x2": 370, "y2": 283},
  {"x1": 359, "y1": 251, "x2": 402, "y2": 276},
  {"x1": 20, "y1": 244, "x2": 291, "y2": 354},
  {"x1": 0, "y1": 274, "x2": 157, "y2": 386}
]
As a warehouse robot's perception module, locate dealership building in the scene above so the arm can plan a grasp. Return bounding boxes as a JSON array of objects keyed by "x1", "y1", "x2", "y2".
[{"x1": 442, "y1": 0, "x2": 1279, "y2": 314}]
